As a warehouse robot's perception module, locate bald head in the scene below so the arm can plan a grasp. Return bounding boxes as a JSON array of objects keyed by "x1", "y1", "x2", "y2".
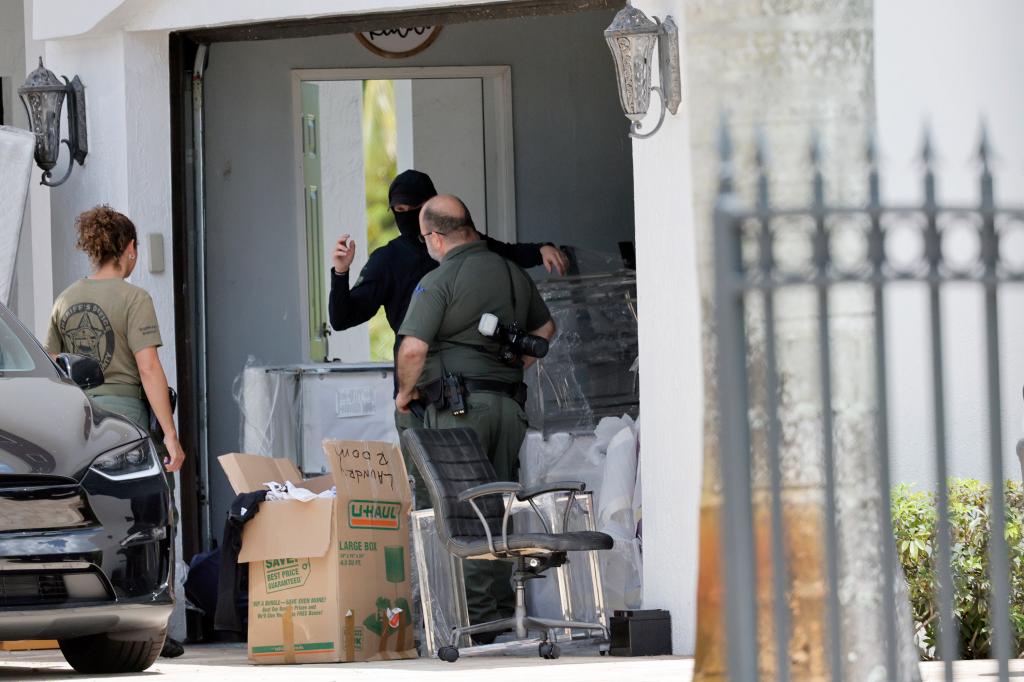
[{"x1": 419, "y1": 194, "x2": 478, "y2": 261}]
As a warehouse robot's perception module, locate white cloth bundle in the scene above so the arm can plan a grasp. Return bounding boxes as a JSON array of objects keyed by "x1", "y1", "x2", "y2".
[{"x1": 263, "y1": 480, "x2": 336, "y2": 501}]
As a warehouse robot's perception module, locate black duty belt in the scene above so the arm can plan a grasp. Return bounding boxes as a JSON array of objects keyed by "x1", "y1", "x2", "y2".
[
  {"x1": 86, "y1": 383, "x2": 144, "y2": 400},
  {"x1": 462, "y1": 379, "x2": 528, "y2": 408},
  {"x1": 421, "y1": 377, "x2": 527, "y2": 410}
]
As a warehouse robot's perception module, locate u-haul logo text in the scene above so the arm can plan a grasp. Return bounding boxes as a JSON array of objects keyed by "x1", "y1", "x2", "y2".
[{"x1": 348, "y1": 500, "x2": 401, "y2": 531}]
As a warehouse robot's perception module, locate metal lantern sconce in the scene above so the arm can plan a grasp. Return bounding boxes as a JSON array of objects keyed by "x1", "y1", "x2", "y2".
[
  {"x1": 18, "y1": 58, "x2": 88, "y2": 187},
  {"x1": 604, "y1": 2, "x2": 681, "y2": 139}
]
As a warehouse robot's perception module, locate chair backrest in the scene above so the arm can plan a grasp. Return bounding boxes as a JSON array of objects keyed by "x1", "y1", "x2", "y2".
[{"x1": 400, "y1": 427, "x2": 504, "y2": 545}]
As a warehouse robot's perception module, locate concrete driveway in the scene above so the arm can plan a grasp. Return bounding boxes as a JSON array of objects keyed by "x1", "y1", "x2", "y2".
[
  {"x1": 3, "y1": 644, "x2": 1020, "y2": 680},
  {"x1": 0, "y1": 643, "x2": 691, "y2": 681}
]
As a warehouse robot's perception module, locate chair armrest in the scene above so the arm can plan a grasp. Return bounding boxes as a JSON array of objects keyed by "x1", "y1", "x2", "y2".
[
  {"x1": 456, "y1": 482, "x2": 522, "y2": 558},
  {"x1": 516, "y1": 480, "x2": 586, "y2": 502},
  {"x1": 457, "y1": 481, "x2": 522, "y2": 504},
  {"x1": 517, "y1": 481, "x2": 589, "y2": 534}
]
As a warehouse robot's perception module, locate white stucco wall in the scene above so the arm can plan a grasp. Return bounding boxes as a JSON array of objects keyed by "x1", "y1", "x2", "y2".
[
  {"x1": 36, "y1": 27, "x2": 174, "y2": 395},
  {"x1": 876, "y1": 0, "x2": 1024, "y2": 487},
  {"x1": 123, "y1": 30, "x2": 176, "y2": 393},
  {"x1": 631, "y1": 0, "x2": 702, "y2": 656}
]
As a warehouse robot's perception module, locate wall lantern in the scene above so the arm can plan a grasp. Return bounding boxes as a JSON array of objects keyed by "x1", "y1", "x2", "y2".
[
  {"x1": 18, "y1": 58, "x2": 88, "y2": 187},
  {"x1": 604, "y1": 2, "x2": 681, "y2": 139}
]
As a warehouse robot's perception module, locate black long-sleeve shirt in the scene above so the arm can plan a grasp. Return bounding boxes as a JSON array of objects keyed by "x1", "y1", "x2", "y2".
[{"x1": 328, "y1": 233, "x2": 546, "y2": 340}]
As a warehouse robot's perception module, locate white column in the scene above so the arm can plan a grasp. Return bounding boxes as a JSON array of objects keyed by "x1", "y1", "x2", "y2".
[
  {"x1": 121, "y1": 30, "x2": 184, "y2": 642},
  {"x1": 631, "y1": 1, "x2": 703, "y2": 656},
  {"x1": 122, "y1": 30, "x2": 175, "y2": 390},
  {"x1": 39, "y1": 29, "x2": 174, "y2": 375}
]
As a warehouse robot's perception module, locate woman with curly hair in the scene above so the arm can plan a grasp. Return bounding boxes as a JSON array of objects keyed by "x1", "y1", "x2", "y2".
[
  {"x1": 45, "y1": 206, "x2": 188, "y2": 658},
  {"x1": 45, "y1": 205, "x2": 186, "y2": 472}
]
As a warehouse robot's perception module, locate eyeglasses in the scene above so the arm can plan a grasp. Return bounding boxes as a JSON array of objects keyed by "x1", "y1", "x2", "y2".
[{"x1": 418, "y1": 231, "x2": 436, "y2": 243}]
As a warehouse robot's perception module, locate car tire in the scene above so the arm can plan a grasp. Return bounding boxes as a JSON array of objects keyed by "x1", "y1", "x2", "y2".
[{"x1": 58, "y1": 628, "x2": 166, "y2": 674}]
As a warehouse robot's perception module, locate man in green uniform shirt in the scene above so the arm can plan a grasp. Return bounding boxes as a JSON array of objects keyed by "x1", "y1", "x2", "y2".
[{"x1": 395, "y1": 195, "x2": 555, "y2": 636}]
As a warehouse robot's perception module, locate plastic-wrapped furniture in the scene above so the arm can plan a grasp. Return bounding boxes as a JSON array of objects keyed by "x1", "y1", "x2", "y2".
[{"x1": 525, "y1": 271, "x2": 638, "y2": 435}]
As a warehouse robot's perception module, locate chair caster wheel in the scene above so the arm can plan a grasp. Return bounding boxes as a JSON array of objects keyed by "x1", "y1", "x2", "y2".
[
  {"x1": 438, "y1": 646, "x2": 460, "y2": 662},
  {"x1": 539, "y1": 642, "x2": 560, "y2": 659}
]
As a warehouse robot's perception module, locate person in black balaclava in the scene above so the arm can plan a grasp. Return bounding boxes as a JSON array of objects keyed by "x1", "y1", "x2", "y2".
[{"x1": 328, "y1": 169, "x2": 568, "y2": 362}]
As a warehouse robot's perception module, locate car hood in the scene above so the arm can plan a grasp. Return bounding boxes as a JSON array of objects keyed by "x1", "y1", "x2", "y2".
[{"x1": 0, "y1": 377, "x2": 145, "y2": 479}]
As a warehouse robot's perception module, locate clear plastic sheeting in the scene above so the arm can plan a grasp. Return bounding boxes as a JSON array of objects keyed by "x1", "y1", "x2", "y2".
[
  {"x1": 234, "y1": 359, "x2": 398, "y2": 473},
  {"x1": 235, "y1": 357, "x2": 300, "y2": 462},
  {"x1": 525, "y1": 266, "x2": 638, "y2": 435},
  {"x1": 519, "y1": 418, "x2": 643, "y2": 612},
  {"x1": 520, "y1": 492, "x2": 607, "y2": 635},
  {"x1": 410, "y1": 509, "x2": 470, "y2": 657},
  {"x1": 411, "y1": 493, "x2": 606, "y2": 657}
]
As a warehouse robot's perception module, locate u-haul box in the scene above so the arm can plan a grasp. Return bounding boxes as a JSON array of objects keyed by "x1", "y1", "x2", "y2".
[{"x1": 218, "y1": 440, "x2": 415, "y2": 665}]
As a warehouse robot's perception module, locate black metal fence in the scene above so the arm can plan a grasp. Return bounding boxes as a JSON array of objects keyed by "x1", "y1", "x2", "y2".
[{"x1": 713, "y1": 119, "x2": 1023, "y2": 681}]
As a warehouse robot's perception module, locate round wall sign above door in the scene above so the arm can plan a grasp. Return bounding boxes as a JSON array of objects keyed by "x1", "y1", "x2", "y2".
[{"x1": 356, "y1": 27, "x2": 443, "y2": 59}]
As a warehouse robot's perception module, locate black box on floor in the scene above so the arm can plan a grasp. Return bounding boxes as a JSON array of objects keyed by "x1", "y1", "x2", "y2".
[{"x1": 609, "y1": 609, "x2": 672, "y2": 657}]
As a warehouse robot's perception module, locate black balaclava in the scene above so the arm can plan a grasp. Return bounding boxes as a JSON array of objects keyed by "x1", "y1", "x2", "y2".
[
  {"x1": 393, "y1": 209, "x2": 422, "y2": 238},
  {"x1": 388, "y1": 170, "x2": 438, "y2": 239}
]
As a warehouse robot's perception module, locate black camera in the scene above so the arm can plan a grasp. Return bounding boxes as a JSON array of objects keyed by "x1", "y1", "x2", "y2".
[{"x1": 478, "y1": 313, "x2": 549, "y2": 365}]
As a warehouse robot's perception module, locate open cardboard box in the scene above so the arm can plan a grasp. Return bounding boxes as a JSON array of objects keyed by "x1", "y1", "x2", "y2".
[{"x1": 218, "y1": 441, "x2": 415, "y2": 665}]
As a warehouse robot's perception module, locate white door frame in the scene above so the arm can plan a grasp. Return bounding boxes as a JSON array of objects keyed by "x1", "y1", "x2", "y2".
[
  {"x1": 290, "y1": 65, "x2": 516, "y2": 241},
  {"x1": 291, "y1": 66, "x2": 516, "y2": 362}
]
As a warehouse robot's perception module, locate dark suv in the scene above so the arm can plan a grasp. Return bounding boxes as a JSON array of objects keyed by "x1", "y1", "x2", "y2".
[{"x1": 0, "y1": 302, "x2": 173, "y2": 673}]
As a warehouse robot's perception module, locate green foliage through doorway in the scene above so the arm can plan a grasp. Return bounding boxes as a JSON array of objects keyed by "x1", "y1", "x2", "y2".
[{"x1": 363, "y1": 80, "x2": 398, "y2": 361}]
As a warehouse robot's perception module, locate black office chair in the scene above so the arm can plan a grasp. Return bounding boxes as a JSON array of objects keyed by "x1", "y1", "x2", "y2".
[{"x1": 400, "y1": 427, "x2": 613, "y2": 662}]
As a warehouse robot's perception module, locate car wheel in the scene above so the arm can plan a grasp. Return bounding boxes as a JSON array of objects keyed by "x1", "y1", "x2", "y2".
[{"x1": 58, "y1": 628, "x2": 166, "y2": 674}]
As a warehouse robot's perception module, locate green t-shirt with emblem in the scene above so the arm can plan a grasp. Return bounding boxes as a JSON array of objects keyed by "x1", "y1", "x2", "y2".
[
  {"x1": 45, "y1": 278, "x2": 163, "y2": 386},
  {"x1": 399, "y1": 240, "x2": 552, "y2": 387}
]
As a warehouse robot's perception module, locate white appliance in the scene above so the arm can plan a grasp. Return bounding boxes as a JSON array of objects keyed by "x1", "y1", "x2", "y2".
[{"x1": 239, "y1": 363, "x2": 398, "y2": 475}]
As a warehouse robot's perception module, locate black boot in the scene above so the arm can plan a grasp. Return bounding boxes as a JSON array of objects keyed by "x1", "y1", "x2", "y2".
[{"x1": 160, "y1": 637, "x2": 185, "y2": 658}]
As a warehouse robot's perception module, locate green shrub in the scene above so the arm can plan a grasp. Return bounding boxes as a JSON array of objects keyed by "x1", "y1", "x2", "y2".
[{"x1": 891, "y1": 479, "x2": 1024, "y2": 659}]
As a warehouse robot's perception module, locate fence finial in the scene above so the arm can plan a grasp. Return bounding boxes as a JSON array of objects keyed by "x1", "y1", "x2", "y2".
[
  {"x1": 755, "y1": 127, "x2": 769, "y2": 172},
  {"x1": 717, "y1": 112, "x2": 734, "y2": 193},
  {"x1": 810, "y1": 127, "x2": 823, "y2": 170},
  {"x1": 978, "y1": 117, "x2": 993, "y2": 174},
  {"x1": 867, "y1": 126, "x2": 881, "y2": 208},
  {"x1": 755, "y1": 126, "x2": 771, "y2": 212},
  {"x1": 866, "y1": 125, "x2": 879, "y2": 170},
  {"x1": 920, "y1": 122, "x2": 936, "y2": 169}
]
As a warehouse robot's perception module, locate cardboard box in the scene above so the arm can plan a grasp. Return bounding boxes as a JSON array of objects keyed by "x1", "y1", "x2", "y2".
[{"x1": 218, "y1": 441, "x2": 415, "y2": 665}]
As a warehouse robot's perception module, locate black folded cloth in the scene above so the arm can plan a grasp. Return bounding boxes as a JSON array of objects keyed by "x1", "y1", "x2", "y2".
[{"x1": 213, "y1": 490, "x2": 268, "y2": 634}]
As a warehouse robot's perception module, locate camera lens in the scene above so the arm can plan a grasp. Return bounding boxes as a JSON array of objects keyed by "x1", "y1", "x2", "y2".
[{"x1": 519, "y1": 335, "x2": 549, "y2": 359}]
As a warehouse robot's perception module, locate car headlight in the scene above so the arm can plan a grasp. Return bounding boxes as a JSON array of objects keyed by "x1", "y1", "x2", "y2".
[{"x1": 90, "y1": 441, "x2": 162, "y2": 480}]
